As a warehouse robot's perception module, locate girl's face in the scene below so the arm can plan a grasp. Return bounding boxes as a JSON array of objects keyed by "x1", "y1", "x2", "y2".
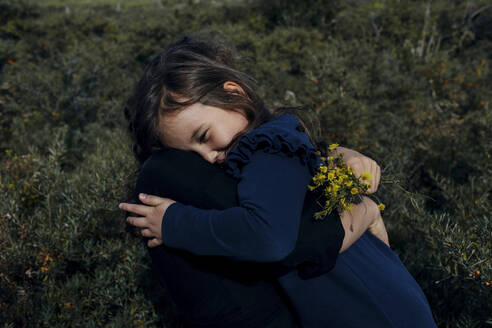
[{"x1": 159, "y1": 102, "x2": 248, "y2": 164}]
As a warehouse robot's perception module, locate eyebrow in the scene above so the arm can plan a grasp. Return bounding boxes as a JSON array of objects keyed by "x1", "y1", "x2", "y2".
[{"x1": 190, "y1": 123, "x2": 204, "y2": 142}]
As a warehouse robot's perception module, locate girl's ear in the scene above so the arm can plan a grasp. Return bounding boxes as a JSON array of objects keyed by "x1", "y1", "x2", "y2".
[{"x1": 223, "y1": 81, "x2": 246, "y2": 96}]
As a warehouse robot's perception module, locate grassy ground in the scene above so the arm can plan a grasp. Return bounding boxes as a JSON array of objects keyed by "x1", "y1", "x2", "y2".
[{"x1": 38, "y1": 0, "x2": 159, "y2": 8}]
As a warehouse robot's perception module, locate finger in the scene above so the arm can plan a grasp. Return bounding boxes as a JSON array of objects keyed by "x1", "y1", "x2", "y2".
[
  {"x1": 139, "y1": 193, "x2": 169, "y2": 206},
  {"x1": 371, "y1": 163, "x2": 379, "y2": 193},
  {"x1": 119, "y1": 202, "x2": 151, "y2": 216},
  {"x1": 126, "y1": 216, "x2": 148, "y2": 228},
  {"x1": 140, "y1": 228, "x2": 154, "y2": 238},
  {"x1": 368, "y1": 161, "x2": 377, "y2": 193},
  {"x1": 347, "y1": 159, "x2": 361, "y2": 178},
  {"x1": 369, "y1": 161, "x2": 376, "y2": 193},
  {"x1": 374, "y1": 164, "x2": 381, "y2": 192},
  {"x1": 147, "y1": 238, "x2": 164, "y2": 248}
]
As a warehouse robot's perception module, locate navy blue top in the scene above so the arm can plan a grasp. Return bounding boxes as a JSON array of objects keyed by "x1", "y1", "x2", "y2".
[
  {"x1": 162, "y1": 114, "x2": 320, "y2": 262},
  {"x1": 161, "y1": 114, "x2": 437, "y2": 327}
]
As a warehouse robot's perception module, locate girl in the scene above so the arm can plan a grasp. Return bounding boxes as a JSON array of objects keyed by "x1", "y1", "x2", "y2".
[{"x1": 121, "y1": 34, "x2": 437, "y2": 327}]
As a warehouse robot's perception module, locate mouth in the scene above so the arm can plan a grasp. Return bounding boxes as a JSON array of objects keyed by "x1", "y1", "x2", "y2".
[{"x1": 216, "y1": 151, "x2": 226, "y2": 164}]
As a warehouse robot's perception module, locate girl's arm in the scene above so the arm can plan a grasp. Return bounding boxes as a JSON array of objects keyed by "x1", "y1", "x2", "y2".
[
  {"x1": 163, "y1": 150, "x2": 311, "y2": 262},
  {"x1": 123, "y1": 150, "x2": 312, "y2": 262},
  {"x1": 131, "y1": 148, "x2": 347, "y2": 278},
  {"x1": 123, "y1": 148, "x2": 383, "y2": 262},
  {"x1": 130, "y1": 193, "x2": 387, "y2": 254}
]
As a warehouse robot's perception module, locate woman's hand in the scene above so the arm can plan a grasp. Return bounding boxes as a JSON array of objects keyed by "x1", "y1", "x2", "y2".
[
  {"x1": 333, "y1": 147, "x2": 381, "y2": 193},
  {"x1": 119, "y1": 193, "x2": 176, "y2": 248},
  {"x1": 339, "y1": 196, "x2": 389, "y2": 252},
  {"x1": 359, "y1": 197, "x2": 390, "y2": 247},
  {"x1": 368, "y1": 212, "x2": 390, "y2": 247}
]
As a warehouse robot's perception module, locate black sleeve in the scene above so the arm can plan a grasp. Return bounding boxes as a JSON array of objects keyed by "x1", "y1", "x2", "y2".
[
  {"x1": 278, "y1": 189, "x2": 345, "y2": 279},
  {"x1": 137, "y1": 148, "x2": 344, "y2": 278}
]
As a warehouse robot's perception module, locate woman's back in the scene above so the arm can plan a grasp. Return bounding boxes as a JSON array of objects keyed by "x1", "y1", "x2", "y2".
[{"x1": 137, "y1": 148, "x2": 300, "y2": 328}]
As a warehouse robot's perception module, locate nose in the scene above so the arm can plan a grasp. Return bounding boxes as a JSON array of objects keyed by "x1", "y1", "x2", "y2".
[
  {"x1": 199, "y1": 149, "x2": 225, "y2": 164},
  {"x1": 203, "y1": 150, "x2": 219, "y2": 164}
]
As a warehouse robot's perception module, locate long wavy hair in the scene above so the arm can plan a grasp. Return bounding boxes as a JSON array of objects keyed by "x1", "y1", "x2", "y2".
[{"x1": 124, "y1": 33, "x2": 279, "y2": 165}]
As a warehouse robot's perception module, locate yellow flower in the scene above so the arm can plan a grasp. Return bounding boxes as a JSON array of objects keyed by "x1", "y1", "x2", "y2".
[
  {"x1": 312, "y1": 173, "x2": 326, "y2": 184},
  {"x1": 327, "y1": 171, "x2": 335, "y2": 180},
  {"x1": 343, "y1": 202, "x2": 353, "y2": 210},
  {"x1": 316, "y1": 151, "x2": 321, "y2": 156},
  {"x1": 310, "y1": 145, "x2": 391, "y2": 221},
  {"x1": 360, "y1": 170, "x2": 372, "y2": 181}
]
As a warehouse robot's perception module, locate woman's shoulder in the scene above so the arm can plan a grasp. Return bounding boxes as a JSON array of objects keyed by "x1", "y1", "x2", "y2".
[
  {"x1": 139, "y1": 148, "x2": 221, "y2": 189},
  {"x1": 225, "y1": 113, "x2": 321, "y2": 178},
  {"x1": 141, "y1": 148, "x2": 206, "y2": 174}
]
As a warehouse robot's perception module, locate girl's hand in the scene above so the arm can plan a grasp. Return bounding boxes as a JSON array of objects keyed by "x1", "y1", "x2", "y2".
[
  {"x1": 333, "y1": 147, "x2": 381, "y2": 193},
  {"x1": 119, "y1": 193, "x2": 176, "y2": 248}
]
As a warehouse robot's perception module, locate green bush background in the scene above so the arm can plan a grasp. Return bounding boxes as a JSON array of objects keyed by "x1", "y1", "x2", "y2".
[{"x1": 1, "y1": 0, "x2": 490, "y2": 327}]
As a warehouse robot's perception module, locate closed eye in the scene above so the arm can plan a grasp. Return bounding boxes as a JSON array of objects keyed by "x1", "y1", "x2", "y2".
[{"x1": 198, "y1": 129, "x2": 209, "y2": 143}]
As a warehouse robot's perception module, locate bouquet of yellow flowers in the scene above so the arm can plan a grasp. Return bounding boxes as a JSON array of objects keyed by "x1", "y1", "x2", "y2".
[{"x1": 309, "y1": 144, "x2": 385, "y2": 220}]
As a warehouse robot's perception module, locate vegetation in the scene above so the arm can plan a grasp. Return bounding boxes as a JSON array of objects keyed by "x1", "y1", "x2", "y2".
[{"x1": 1, "y1": 0, "x2": 490, "y2": 326}]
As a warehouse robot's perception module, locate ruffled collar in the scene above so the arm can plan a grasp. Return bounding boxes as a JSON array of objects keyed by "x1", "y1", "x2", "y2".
[{"x1": 224, "y1": 114, "x2": 321, "y2": 179}]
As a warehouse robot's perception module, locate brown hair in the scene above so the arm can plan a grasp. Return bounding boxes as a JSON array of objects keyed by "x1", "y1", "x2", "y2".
[{"x1": 124, "y1": 33, "x2": 274, "y2": 165}]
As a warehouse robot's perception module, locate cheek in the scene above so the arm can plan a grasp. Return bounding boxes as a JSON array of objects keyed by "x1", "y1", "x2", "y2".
[{"x1": 216, "y1": 129, "x2": 237, "y2": 148}]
